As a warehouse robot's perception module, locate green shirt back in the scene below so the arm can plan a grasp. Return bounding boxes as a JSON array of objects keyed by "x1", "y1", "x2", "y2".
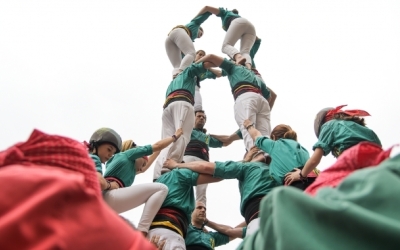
[
  {"x1": 255, "y1": 137, "x2": 310, "y2": 184},
  {"x1": 214, "y1": 161, "x2": 279, "y2": 216},
  {"x1": 166, "y1": 63, "x2": 207, "y2": 97},
  {"x1": 217, "y1": 7, "x2": 241, "y2": 31},
  {"x1": 185, "y1": 224, "x2": 229, "y2": 249},
  {"x1": 314, "y1": 120, "x2": 381, "y2": 157},
  {"x1": 185, "y1": 12, "x2": 211, "y2": 41},
  {"x1": 156, "y1": 168, "x2": 199, "y2": 222},
  {"x1": 104, "y1": 145, "x2": 153, "y2": 187},
  {"x1": 219, "y1": 59, "x2": 258, "y2": 91}
]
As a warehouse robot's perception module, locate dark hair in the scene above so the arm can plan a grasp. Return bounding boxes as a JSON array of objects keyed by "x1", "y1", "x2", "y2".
[
  {"x1": 196, "y1": 50, "x2": 206, "y2": 55},
  {"x1": 271, "y1": 124, "x2": 297, "y2": 141},
  {"x1": 232, "y1": 9, "x2": 239, "y2": 14},
  {"x1": 333, "y1": 113, "x2": 366, "y2": 126},
  {"x1": 195, "y1": 110, "x2": 206, "y2": 116}
]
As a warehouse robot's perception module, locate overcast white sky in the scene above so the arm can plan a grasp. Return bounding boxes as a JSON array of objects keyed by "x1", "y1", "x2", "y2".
[{"x1": 1, "y1": 0, "x2": 400, "y2": 249}]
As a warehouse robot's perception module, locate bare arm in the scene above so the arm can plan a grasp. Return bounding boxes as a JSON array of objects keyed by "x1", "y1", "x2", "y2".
[
  {"x1": 206, "y1": 220, "x2": 244, "y2": 240},
  {"x1": 196, "y1": 174, "x2": 223, "y2": 185},
  {"x1": 267, "y1": 87, "x2": 277, "y2": 110},
  {"x1": 196, "y1": 54, "x2": 224, "y2": 66},
  {"x1": 138, "y1": 151, "x2": 160, "y2": 174},
  {"x1": 235, "y1": 221, "x2": 247, "y2": 228},
  {"x1": 210, "y1": 130, "x2": 241, "y2": 144},
  {"x1": 208, "y1": 68, "x2": 222, "y2": 77},
  {"x1": 98, "y1": 173, "x2": 119, "y2": 190},
  {"x1": 243, "y1": 119, "x2": 262, "y2": 141},
  {"x1": 195, "y1": 6, "x2": 220, "y2": 17},
  {"x1": 152, "y1": 129, "x2": 183, "y2": 152},
  {"x1": 164, "y1": 159, "x2": 216, "y2": 175}
]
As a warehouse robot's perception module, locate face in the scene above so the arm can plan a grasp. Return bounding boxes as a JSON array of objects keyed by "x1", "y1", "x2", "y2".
[
  {"x1": 191, "y1": 202, "x2": 207, "y2": 223},
  {"x1": 96, "y1": 143, "x2": 117, "y2": 163},
  {"x1": 197, "y1": 28, "x2": 203, "y2": 38},
  {"x1": 134, "y1": 158, "x2": 147, "y2": 173},
  {"x1": 194, "y1": 112, "x2": 206, "y2": 129},
  {"x1": 195, "y1": 51, "x2": 205, "y2": 61}
]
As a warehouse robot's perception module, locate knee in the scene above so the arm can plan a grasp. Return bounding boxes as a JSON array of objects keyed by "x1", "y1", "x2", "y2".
[{"x1": 157, "y1": 183, "x2": 169, "y2": 194}]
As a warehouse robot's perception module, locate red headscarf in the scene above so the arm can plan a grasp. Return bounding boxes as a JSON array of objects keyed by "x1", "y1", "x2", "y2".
[
  {"x1": 0, "y1": 129, "x2": 101, "y2": 196},
  {"x1": 324, "y1": 105, "x2": 371, "y2": 123}
]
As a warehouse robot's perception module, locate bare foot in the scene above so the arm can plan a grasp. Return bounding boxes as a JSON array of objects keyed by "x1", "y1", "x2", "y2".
[{"x1": 234, "y1": 54, "x2": 246, "y2": 65}]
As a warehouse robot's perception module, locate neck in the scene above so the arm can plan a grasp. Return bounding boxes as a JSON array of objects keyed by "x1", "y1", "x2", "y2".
[{"x1": 192, "y1": 220, "x2": 203, "y2": 228}]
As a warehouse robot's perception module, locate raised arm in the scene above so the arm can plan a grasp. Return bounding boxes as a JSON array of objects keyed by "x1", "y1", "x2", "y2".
[
  {"x1": 243, "y1": 119, "x2": 262, "y2": 141},
  {"x1": 195, "y1": 6, "x2": 220, "y2": 17},
  {"x1": 152, "y1": 128, "x2": 183, "y2": 152},
  {"x1": 139, "y1": 151, "x2": 160, "y2": 174},
  {"x1": 210, "y1": 131, "x2": 241, "y2": 146}
]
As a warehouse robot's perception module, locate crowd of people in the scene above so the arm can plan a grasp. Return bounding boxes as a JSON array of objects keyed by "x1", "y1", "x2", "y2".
[{"x1": 1, "y1": 5, "x2": 399, "y2": 250}]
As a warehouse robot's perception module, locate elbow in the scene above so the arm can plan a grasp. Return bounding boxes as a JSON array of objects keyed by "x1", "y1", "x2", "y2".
[{"x1": 152, "y1": 143, "x2": 161, "y2": 152}]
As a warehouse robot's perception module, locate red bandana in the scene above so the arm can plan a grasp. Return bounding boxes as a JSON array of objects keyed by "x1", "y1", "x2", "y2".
[{"x1": 324, "y1": 105, "x2": 371, "y2": 123}]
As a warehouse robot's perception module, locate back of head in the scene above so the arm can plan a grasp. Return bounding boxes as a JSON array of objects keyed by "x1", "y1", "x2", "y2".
[
  {"x1": 271, "y1": 124, "x2": 297, "y2": 141},
  {"x1": 232, "y1": 9, "x2": 239, "y2": 14},
  {"x1": 121, "y1": 140, "x2": 136, "y2": 152},
  {"x1": 89, "y1": 128, "x2": 122, "y2": 153}
]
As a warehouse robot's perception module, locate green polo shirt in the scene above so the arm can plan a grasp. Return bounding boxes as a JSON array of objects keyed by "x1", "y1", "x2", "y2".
[
  {"x1": 250, "y1": 38, "x2": 261, "y2": 68},
  {"x1": 238, "y1": 154, "x2": 400, "y2": 250},
  {"x1": 185, "y1": 224, "x2": 229, "y2": 249},
  {"x1": 217, "y1": 7, "x2": 241, "y2": 31},
  {"x1": 104, "y1": 145, "x2": 153, "y2": 187},
  {"x1": 214, "y1": 161, "x2": 279, "y2": 216},
  {"x1": 156, "y1": 168, "x2": 199, "y2": 222},
  {"x1": 255, "y1": 137, "x2": 310, "y2": 184},
  {"x1": 314, "y1": 120, "x2": 381, "y2": 157},
  {"x1": 166, "y1": 63, "x2": 207, "y2": 97},
  {"x1": 219, "y1": 59, "x2": 258, "y2": 91}
]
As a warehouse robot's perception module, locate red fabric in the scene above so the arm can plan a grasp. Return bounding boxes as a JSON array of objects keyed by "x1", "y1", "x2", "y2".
[
  {"x1": 324, "y1": 104, "x2": 371, "y2": 123},
  {"x1": 0, "y1": 129, "x2": 156, "y2": 250},
  {"x1": 0, "y1": 129, "x2": 101, "y2": 197},
  {"x1": 305, "y1": 142, "x2": 393, "y2": 196}
]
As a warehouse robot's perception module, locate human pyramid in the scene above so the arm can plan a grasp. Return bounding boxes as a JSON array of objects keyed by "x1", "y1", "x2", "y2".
[{"x1": 2, "y1": 5, "x2": 392, "y2": 250}]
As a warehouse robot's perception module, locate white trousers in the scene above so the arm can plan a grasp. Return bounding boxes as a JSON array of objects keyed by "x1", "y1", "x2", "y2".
[
  {"x1": 165, "y1": 28, "x2": 196, "y2": 76},
  {"x1": 183, "y1": 155, "x2": 208, "y2": 205},
  {"x1": 234, "y1": 92, "x2": 271, "y2": 151},
  {"x1": 153, "y1": 101, "x2": 195, "y2": 179},
  {"x1": 148, "y1": 228, "x2": 186, "y2": 250},
  {"x1": 193, "y1": 85, "x2": 202, "y2": 111},
  {"x1": 246, "y1": 217, "x2": 260, "y2": 237},
  {"x1": 222, "y1": 18, "x2": 256, "y2": 66},
  {"x1": 103, "y1": 183, "x2": 168, "y2": 233}
]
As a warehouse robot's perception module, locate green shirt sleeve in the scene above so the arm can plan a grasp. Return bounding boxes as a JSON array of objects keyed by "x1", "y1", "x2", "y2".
[
  {"x1": 255, "y1": 136, "x2": 275, "y2": 153},
  {"x1": 221, "y1": 69, "x2": 228, "y2": 77},
  {"x1": 209, "y1": 231, "x2": 230, "y2": 247},
  {"x1": 313, "y1": 123, "x2": 334, "y2": 156},
  {"x1": 188, "y1": 62, "x2": 207, "y2": 78},
  {"x1": 236, "y1": 129, "x2": 243, "y2": 139},
  {"x1": 209, "y1": 135, "x2": 223, "y2": 148},
  {"x1": 214, "y1": 161, "x2": 244, "y2": 180},
  {"x1": 177, "y1": 168, "x2": 199, "y2": 187},
  {"x1": 199, "y1": 70, "x2": 217, "y2": 82},
  {"x1": 123, "y1": 144, "x2": 153, "y2": 162},
  {"x1": 259, "y1": 79, "x2": 271, "y2": 100},
  {"x1": 90, "y1": 154, "x2": 103, "y2": 174},
  {"x1": 219, "y1": 58, "x2": 234, "y2": 74},
  {"x1": 190, "y1": 11, "x2": 211, "y2": 25}
]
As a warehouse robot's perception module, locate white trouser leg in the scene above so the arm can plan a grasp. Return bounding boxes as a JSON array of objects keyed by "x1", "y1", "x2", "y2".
[
  {"x1": 148, "y1": 228, "x2": 186, "y2": 250},
  {"x1": 153, "y1": 101, "x2": 195, "y2": 180},
  {"x1": 165, "y1": 28, "x2": 195, "y2": 75},
  {"x1": 246, "y1": 217, "x2": 260, "y2": 236},
  {"x1": 183, "y1": 155, "x2": 208, "y2": 205},
  {"x1": 193, "y1": 85, "x2": 203, "y2": 111},
  {"x1": 103, "y1": 183, "x2": 168, "y2": 233},
  {"x1": 222, "y1": 18, "x2": 256, "y2": 65},
  {"x1": 234, "y1": 92, "x2": 271, "y2": 151}
]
